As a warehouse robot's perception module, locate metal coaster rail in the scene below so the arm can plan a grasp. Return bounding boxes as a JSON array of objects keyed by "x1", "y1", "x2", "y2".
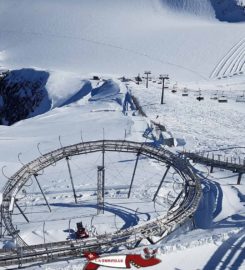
[{"x1": 0, "y1": 140, "x2": 202, "y2": 268}]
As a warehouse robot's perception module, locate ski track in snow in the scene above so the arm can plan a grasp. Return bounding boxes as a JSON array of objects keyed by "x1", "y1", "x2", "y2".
[{"x1": 210, "y1": 38, "x2": 245, "y2": 79}]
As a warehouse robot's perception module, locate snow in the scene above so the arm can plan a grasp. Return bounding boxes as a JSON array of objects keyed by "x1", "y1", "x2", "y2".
[
  {"x1": 46, "y1": 71, "x2": 92, "y2": 108},
  {"x1": 0, "y1": 0, "x2": 245, "y2": 81},
  {"x1": 0, "y1": 0, "x2": 244, "y2": 269},
  {"x1": 0, "y1": 76, "x2": 243, "y2": 269},
  {"x1": 130, "y1": 81, "x2": 245, "y2": 158}
]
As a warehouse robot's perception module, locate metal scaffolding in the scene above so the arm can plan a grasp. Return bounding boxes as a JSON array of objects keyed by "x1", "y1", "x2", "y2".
[{"x1": 97, "y1": 166, "x2": 105, "y2": 214}]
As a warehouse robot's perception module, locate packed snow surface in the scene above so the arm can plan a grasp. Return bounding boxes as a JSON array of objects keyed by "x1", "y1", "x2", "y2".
[
  {"x1": 0, "y1": 0, "x2": 244, "y2": 269},
  {"x1": 0, "y1": 0, "x2": 245, "y2": 81},
  {"x1": 0, "y1": 75, "x2": 244, "y2": 269}
]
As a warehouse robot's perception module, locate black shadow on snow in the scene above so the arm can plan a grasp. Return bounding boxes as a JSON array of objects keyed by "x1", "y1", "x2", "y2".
[
  {"x1": 50, "y1": 202, "x2": 140, "y2": 230},
  {"x1": 192, "y1": 168, "x2": 223, "y2": 229},
  {"x1": 203, "y1": 228, "x2": 245, "y2": 270}
]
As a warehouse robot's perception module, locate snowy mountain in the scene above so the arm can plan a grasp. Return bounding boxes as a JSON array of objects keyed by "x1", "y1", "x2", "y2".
[
  {"x1": 0, "y1": 0, "x2": 244, "y2": 81},
  {"x1": 0, "y1": 1, "x2": 244, "y2": 270},
  {"x1": 161, "y1": 0, "x2": 245, "y2": 22}
]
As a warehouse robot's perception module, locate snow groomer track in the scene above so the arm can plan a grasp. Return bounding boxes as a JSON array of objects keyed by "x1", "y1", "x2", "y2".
[{"x1": 0, "y1": 140, "x2": 202, "y2": 268}]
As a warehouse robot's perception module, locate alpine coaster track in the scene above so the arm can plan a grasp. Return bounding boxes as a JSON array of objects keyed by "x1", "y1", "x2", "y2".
[{"x1": 0, "y1": 140, "x2": 202, "y2": 268}]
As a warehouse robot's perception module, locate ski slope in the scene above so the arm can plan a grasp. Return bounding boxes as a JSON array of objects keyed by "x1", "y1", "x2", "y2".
[
  {"x1": 0, "y1": 0, "x2": 244, "y2": 81},
  {"x1": 0, "y1": 1, "x2": 244, "y2": 269},
  {"x1": 210, "y1": 38, "x2": 245, "y2": 79}
]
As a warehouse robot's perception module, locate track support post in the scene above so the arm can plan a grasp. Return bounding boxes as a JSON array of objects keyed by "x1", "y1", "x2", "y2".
[
  {"x1": 128, "y1": 152, "x2": 140, "y2": 198},
  {"x1": 237, "y1": 173, "x2": 243, "y2": 185},
  {"x1": 97, "y1": 166, "x2": 105, "y2": 214},
  {"x1": 34, "y1": 174, "x2": 51, "y2": 212},
  {"x1": 0, "y1": 205, "x2": 4, "y2": 238},
  {"x1": 102, "y1": 141, "x2": 105, "y2": 203},
  {"x1": 66, "y1": 156, "x2": 77, "y2": 204},
  {"x1": 153, "y1": 165, "x2": 170, "y2": 201},
  {"x1": 15, "y1": 200, "x2": 29, "y2": 223}
]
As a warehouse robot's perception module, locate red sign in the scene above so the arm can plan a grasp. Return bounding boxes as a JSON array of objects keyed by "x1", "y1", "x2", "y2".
[{"x1": 83, "y1": 248, "x2": 161, "y2": 270}]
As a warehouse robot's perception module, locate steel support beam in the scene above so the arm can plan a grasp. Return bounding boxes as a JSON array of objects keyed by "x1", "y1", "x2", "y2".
[
  {"x1": 237, "y1": 173, "x2": 243, "y2": 185},
  {"x1": 0, "y1": 205, "x2": 3, "y2": 237},
  {"x1": 169, "y1": 190, "x2": 184, "y2": 211},
  {"x1": 153, "y1": 165, "x2": 170, "y2": 201},
  {"x1": 15, "y1": 201, "x2": 29, "y2": 223},
  {"x1": 34, "y1": 174, "x2": 51, "y2": 212},
  {"x1": 128, "y1": 152, "x2": 140, "y2": 198},
  {"x1": 102, "y1": 141, "x2": 105, "y2": 202},
  {"x1": 97, "y1": 166, "x2": 105, "y2": 214},
  {"x1": 65, "y1": 157, "x2": 77, "y2": 204}
]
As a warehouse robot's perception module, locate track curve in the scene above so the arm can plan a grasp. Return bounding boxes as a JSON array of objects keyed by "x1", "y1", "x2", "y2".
[{"x1": 0, "y1": 140, "x2": 202, "y2": 267}]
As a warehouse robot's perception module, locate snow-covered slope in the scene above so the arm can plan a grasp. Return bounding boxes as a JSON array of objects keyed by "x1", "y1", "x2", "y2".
[
  {"x1": 161, "y1": 0, "x2": 245, "y2": 22},
  {"x1": 161, "y1": 0, "x2": 215, "y2": 19},
  {"x1": 0, "y1": 68, "x2": 138, "y2": 125},
  {"x1": 0, "y1": 0, "x2": 244, "y2": 82}
]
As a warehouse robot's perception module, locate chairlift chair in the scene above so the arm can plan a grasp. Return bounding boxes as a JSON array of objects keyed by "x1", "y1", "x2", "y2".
[
  {"x1": 218, "y1": 96, "x2": 228, "y2": 103},
  {"x1": 172, "y1": 83, "x2": 178, "y2": 93},
  {"x1": 182, "y1": 87, "x2": 188, "y2": 96},
  {"x1": 236, "y1": 91, "x2": 245, "y2": 102},
  {"x1": 196, "y1": 89, "x2": 204, "y2": 101},
  {"x1": 218, "y1": 92, "x2": 228, "y2": 103},
  {"x1": 196, "y1": 96, "x2": 204, "y2": 101},
  {"x1": 210, "y1": 91, "x2": 218, "y2": 100}
]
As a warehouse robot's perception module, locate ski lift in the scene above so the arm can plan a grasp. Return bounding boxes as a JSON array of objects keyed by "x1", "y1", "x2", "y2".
[
  {"x1": 182, "y1": 87, "x2": 189, "y2": 96},
  {"x1": 210, "y1": 91, "x2": 218, "y2": 100},
  {"x1": 196, "y1": 89, "x2": 204, "y2": 101},
  {"x1": 172, "y1": 82, "x2": 178, "y2": 93},
  {"x1": 218, "y1": 92, "x2": 228, "y2": 103},
  {"x1": 236, "y1": 91, "x2": 245, "y2": 102}
]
